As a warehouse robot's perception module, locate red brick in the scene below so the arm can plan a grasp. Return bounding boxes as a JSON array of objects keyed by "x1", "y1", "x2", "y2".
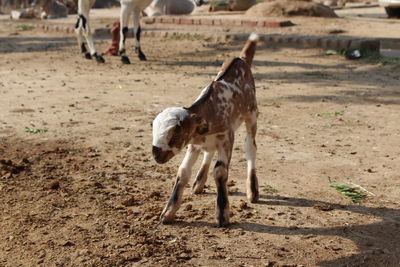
[
  {"x1": 242, "y1": 20, "x2": 257, "y2": 27},
  {"x1": 180, "y1": 18, "x2": 193, "y2": 25},
  {"x1": 213, "y1": 19, "x2": 222, "y2": 26},
  {"x1": 193, "y1": 18, "x2": 201, "y2": 25},
  {"x1": 201, "y1": 19, "x2": 213, "y2": 25},
  {"x1": 161, "y1": 17, "x2": 174, "y2": 24},
  {"x1": 233, "y1": 20, "x2": 243, "y2": 26},
  {"x1": 221, "y1": 19, "x2": 236, "y2": 26},
  {"x1": 264, "y1": 21, "x2": 281, "y2": 28},
  {"x1": 172, "y1": 17, "x2": 181, "y2": 24}
]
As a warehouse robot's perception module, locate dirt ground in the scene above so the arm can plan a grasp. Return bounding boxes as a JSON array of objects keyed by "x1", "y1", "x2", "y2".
[{"x1": 1, "y1": 14, "x2": 400, "y2": 267}]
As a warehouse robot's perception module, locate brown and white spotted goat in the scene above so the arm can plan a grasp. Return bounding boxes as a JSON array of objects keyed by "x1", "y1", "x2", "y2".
[{"x1": 152, "y1": 34, "x2": 260, "y2": 226}]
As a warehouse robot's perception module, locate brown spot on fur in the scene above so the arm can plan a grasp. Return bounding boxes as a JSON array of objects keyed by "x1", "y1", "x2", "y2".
[{"x1": 216, "y1": 134, "x2": 225, "y2": 140}]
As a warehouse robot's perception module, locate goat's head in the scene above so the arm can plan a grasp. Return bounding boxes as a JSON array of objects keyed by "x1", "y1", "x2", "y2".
[{"x1": 152, "y1": 107, "x2": 208, "y2": 164}]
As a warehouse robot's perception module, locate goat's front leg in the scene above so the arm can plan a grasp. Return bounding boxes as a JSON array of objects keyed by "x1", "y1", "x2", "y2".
[
  {"x1": 214, "y1": 133, "x2": 233, "y2": 226},
  {"x1": 82, "y1": 17, "x2": 105, "y2": 63},
  {"x1": 76, "y1": 0, "x2": 104, "y2": 63},
  {"x1": 119, "y1": 2, "x2": 131, "y2": 64},
  {"x1": 75, "y1": 14, "x2": 88, "y2": 59},
  {"x1": 132, "y1": 8, "x2": 146, "y2": 61},
  {"x1": 244, "y1": 113, "x2": 259, "y2": 203},
  {"x1": 161, "y1": 145, "x2": 200, "y2": 223},
  {"x1": 76, "y1": 0, "x2": 89, "y2": 59},
  {"x1": 192, "y1": 150, "x2": 215, "y2": 194}
]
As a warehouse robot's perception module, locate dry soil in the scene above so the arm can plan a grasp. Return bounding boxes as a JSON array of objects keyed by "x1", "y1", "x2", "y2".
[{"x1": 0, "y1": 16, "x2": 400, "y2": 267}]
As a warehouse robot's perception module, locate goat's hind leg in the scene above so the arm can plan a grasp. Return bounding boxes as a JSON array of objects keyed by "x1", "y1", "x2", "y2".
[
  {"x1": 132, "y1": 8, "x2": 146, "y2": 61},
  {"x1": 160, "y1": 145, "x2": 200, "y2": 223},
  {"x1": 192, "y1": 150, "x2": 214, "y2": 194},
  {"x1": 75, "y1": 14, "x2": 91, "y2": 60},
  {"x1": 244, "y1": 113, "x2": 259, "y2": 203},
  {"x1": 214, "y1": 134, "x2": 234, "y2": 227}
]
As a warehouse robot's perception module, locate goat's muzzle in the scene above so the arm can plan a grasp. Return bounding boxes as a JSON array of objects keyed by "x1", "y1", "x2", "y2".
[{"x1": 152, "y1": 146, "x2": 174, "y2": 164}]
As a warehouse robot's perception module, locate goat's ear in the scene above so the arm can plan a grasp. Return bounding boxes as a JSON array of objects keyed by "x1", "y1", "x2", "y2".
[{"x1": 190, "y1": 114, "x2": 208, "y2": 135}]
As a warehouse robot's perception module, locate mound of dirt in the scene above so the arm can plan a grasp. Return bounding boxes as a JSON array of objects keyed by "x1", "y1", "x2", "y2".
[{"x1": 245, "y1": 0, "x2": 338, "y2": 18}]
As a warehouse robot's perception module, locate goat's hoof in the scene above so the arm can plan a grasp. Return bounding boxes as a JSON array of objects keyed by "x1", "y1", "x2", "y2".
[
  {"x1": 160, "y1": 214, "x2": 175, "y2": 224},
  {"x1": 247, "y1": 191, "x2": 259, "y2": 203},
  {"x1": 84, "y1": 52, "x2": 92, "y2": 60},
  {"x1": 192, "y1": 189, "x2": 204, "y2": 195},
  {"x1": 138, "y1": 52, "x2": 147, "y2": 61},
  {"x1": 96, "y1": 55, "x2": 105, "y2": 63},
  {"x1": 121, "y1": 55, "x2": 130, "y2": 64},
  {"x1": 248, "y1": 196, "x2": 259, "y2": 203},
  {"x1": 192, "y1": 184, "x2": 204, "y2": 194},
  {"x1": 217, "y1": 217, "x2": 229, "y2": 227}
]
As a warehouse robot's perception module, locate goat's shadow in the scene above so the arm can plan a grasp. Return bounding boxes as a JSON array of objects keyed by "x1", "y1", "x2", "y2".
[{"x1": 174, "y1": 194, "x2": 400, "y2": 266}]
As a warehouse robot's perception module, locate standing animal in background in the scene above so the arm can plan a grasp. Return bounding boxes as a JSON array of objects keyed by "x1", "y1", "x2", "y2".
[
  {"x1": 118, "y1": 0, "x2": 153, "y2": 64},
  {"x1": 75, "y1": 0, "x2": 152, "y2": 64},
  {"x1": 75, "y1": 0, "x2": 204, "y2": 64},
  {"x1": 152, "y1": 34, "x2": 259, "y2": 226}
]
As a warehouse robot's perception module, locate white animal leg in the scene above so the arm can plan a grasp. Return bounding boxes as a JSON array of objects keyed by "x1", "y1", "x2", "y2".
[
  {"x1": 75, "y1": 2, "x2": 90, "y2": 59},
  {"x1": 160, "y1": 145, "x2": 201, "y2": 223},
  {"x1": 75, "y1": 0, "x2": 104, "y2": 63},
  {"x1": 244, "y1": 113, "x2": 259, "y2": 203},
  {"x1": 75, "y1": 15, "x2": 86, "y2": 56},
  {"x1": 119, "y1": 2, "x2": 132, "y2": 64},
  {"x1": 132, "y1": 8, "x2": 146, "y2": 61},
  {"x1": 192, "y1": 150, "x2": 215, "y2": 194},
  {"x1": 213, "y1": 132, "x2": 233, "y2": 226}
]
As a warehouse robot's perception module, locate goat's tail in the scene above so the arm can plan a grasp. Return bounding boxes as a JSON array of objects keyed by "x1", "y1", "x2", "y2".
[{"x1": 239, "y1": 33, "x2": 259, "y2": 66}]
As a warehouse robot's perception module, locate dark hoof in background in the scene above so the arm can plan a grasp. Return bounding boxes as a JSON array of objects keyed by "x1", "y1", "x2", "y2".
[
  {"x1": 136, "y1": 47, "x2": 147, "y2": 61},
  {"x1": 84, "y1": 52, "x2": 92, "y2": 60},
  {"x1": 95, "y1": 55, "x2": 105, "y2": 63},
  {"x1": 121, "y1": 55, "x2": 130, "y2": 64},
  {"x1": 138, "y1": 51, "x2": 147, "y2": 61}
]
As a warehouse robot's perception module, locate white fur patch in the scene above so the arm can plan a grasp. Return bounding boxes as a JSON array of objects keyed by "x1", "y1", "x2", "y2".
[
  {"x1": 152, "y1": 107, "x2": 189, "y2": 149},
  {"x1": 249, "y1": 33, "x2": 259, "y2": 42}
]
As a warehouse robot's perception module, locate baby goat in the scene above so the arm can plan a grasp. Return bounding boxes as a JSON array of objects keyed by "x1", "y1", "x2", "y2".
[{"x1": 152, "y1": 34, "x2": 259, "y2": 226}]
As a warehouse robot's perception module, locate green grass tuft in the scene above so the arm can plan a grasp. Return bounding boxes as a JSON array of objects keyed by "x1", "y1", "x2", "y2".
[
  {"x1": 262, "y1": 184, "x2": 278, "y2": 194},
  {"x1": 16, "y1": 24, "x2": 34, "y2": 31},
  {"x1": 169, "y1": 33, "x2": 211, "y2": 42},
  {"x1": 329, "y1": 183, "x2": 368, "y2": 203},
  {"x1": 24, "y1": 128, "x2": 48, "y2": 134}
]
